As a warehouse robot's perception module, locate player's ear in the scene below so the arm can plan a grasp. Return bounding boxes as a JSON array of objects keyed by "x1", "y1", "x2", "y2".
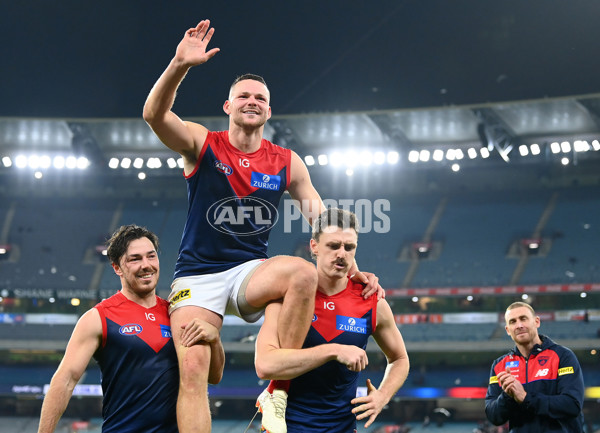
[
  {"x1": 223, "y1": 99, "x2": 231, "y2": 115},
  {"x1": 112, "y1": 262, "x2": 123, "y2": 276}
]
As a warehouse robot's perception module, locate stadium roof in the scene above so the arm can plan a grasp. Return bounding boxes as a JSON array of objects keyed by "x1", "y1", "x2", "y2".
[
  {"x1": 2, "y1": 1, "x2": 600, "y2": 118},
  {"x1": 2, "y1": 1, "x2": 600, "y2": 186}
]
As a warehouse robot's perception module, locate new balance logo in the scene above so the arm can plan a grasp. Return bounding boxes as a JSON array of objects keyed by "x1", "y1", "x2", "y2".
[{"x1": 534, "y1": 368, "x2": 549, "y2": 378}]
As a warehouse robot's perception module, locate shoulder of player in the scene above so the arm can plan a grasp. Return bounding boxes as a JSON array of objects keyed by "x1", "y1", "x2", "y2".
[
  {"x1": 375, "y1": 298, "x2": 394, "y2": 323},
  {"x1": 95, "y1": 291, "x2": 126, "y2": 309},
  {"x1": 75, "y1": 308, "x2": 103, "y2": 337}
]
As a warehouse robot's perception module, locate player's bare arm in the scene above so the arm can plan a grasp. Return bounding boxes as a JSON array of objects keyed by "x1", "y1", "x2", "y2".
[
  {"x1": 143, "y1": 20, "x2": 219, "y2": 173},
  {"x1": 38, "y1": 309, "x2": 102, "y2": 433},
  {"x1": 351, "y1": 299, "x2": 409, "y2": 428},
  {"x1": 254, "y1": 302, "x2": 368, "y2": 380}
]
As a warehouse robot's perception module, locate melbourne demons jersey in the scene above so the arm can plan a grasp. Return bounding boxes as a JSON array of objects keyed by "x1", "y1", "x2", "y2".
[
  {"x1": 174, "y1": 130, "x2": 291, "y2": 278},
  {"x1": 93, "y1": 292, "x2": 178, "y2": 433},
  {"x1": 286, "y1": 280, "x2": 378, "y2": 433}
]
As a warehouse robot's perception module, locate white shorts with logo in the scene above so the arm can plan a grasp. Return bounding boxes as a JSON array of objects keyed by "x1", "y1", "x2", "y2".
[{"x1": 167, "y1": 259, "x2": 265, "y2": 323}]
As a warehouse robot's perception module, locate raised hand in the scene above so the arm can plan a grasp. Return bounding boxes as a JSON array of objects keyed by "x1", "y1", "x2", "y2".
[{"x1": 174, "y1": 19, "x2": 220, "y2": 67}]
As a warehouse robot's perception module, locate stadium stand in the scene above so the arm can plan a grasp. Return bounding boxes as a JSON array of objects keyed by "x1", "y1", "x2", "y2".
[{"x1": 519, "y1": 186, "x2": 600, "y2": 284}]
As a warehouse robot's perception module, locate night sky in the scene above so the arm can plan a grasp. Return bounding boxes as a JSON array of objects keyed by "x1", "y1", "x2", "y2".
[{"x1": 2, "y1": 0, "x2": 600, "y2": 119}]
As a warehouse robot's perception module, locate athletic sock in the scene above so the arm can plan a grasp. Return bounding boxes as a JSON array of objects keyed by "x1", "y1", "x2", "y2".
[{"x1": 267, "y1": 379, "x2": 290, "y2": 394}]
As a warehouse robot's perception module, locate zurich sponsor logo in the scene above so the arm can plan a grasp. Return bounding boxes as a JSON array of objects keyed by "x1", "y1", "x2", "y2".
[
  {"x1": 119, "y1": 323, "x2": 143, "y2": 336},
  {"x1": 206, "y1": 196, "x2": 279, "y2": 236},
  {"x1": 160, "y1": 324, "x2": 172, "y2": 338},
  {"x1": 336, "y1": 315, "x2": 367, "y2": 334},
  {"x1": 506, "y1": 360, "x2": 519, "y2": 369},
  {"x1": 312, "y1": 314, "x2": 318, "y2": 322},
  {"x1": 251, "y1": 171, "x2": 281, "y2": 190},
  {"x1": 215, "y1": 160, "x2": 233, "y2": 176}
]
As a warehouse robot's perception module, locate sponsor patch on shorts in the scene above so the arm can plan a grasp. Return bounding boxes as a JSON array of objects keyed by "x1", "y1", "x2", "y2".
[
  {"x1": 170, "y1": 288, "x2": 191, "y2": 306},
  {"x1": 558, "y1": 366, "x2": 574, "y2": 376}
]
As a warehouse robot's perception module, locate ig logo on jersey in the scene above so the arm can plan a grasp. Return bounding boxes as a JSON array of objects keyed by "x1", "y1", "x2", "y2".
[{"x1": 206, "y1": 196, "x2": 279, "y2": 236}]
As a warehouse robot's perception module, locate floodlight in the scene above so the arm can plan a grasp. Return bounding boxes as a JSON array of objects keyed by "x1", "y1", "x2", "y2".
[
  {"x1": 330, "y1": 152, "x2": 342, "y2": 167},
  {"x1": 387, "y1": 151, "x2": 399, "y2": 164},
  {"x1": 519, "y1": 145, "x2": 529, "y2": 156},
  {"x1": 76, "y1": 157, "x2": 90, "y2": 169},
  {"x1": 373, "y1": 151, "x2": 386, "y2": 165},
  {"x1": 17, "y1": 156, "x2": 28, "y2": 169},
  {"x1": 408, "y1": 150, "x2": 419, "y2": 163},
  {"x1": 433, "y1": 149, "x2": 444, "y2": 161},
  {"x1": 66, "y1": 156, "x2": 77, "y2": 169},
  {"x1": 133, "y1": 158, "x2": 144, "y2": 169},
  {"x1": 359, "y1": 150, "x2": 373, "y2": 166},
  {"x1": 573, "y1": 140, "x2": 590, "y2": 152},
  {"x1": 120, "y1": 158, "x2": 132, "y2": 169}
]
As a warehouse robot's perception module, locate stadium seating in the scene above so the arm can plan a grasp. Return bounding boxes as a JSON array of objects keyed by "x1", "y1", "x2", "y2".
[{"x1": 519, "y1": 187, "x2": 600, "y2": 285}]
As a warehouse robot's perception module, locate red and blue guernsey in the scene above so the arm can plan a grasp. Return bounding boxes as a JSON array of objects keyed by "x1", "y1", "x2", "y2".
[
  {"x1": 174, "y1": 130, "x2": 291, "y2": 278},
  {"x1": 286, "y1": 280, "x2": 378, "y2": 433},
  {"x1": 94, "y1": 292, "x2": 178, "y2": 433}
]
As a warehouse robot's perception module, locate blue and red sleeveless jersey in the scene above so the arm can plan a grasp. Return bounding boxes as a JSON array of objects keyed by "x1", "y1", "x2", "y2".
[
  {"x1": 174, "y1": 130, "x2": 292, "y2": 278},
  {"x1": 93, "y1": 292, "x2": 178, "y2": 433},
  {"x1": 286, "y1": 280, "x2": 377, "y2": 433}
]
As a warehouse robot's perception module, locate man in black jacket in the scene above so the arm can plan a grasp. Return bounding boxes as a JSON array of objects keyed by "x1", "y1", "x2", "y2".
[{"x1": 485, "y1": 302, "x2": 584, "y2": 432}]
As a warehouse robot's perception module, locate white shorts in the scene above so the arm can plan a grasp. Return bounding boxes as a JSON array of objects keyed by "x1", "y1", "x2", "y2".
[{"x1": 168, "y1": 259, "x2": 266, "y2": 323}]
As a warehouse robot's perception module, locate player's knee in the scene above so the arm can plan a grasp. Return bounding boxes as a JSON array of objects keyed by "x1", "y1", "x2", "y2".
[
  {"x1": 287, "y1": 259, "x2": 318, "y2": 298},
  {"x1": 178, "y1": 348, "x2": 211, "y2": 388}
]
